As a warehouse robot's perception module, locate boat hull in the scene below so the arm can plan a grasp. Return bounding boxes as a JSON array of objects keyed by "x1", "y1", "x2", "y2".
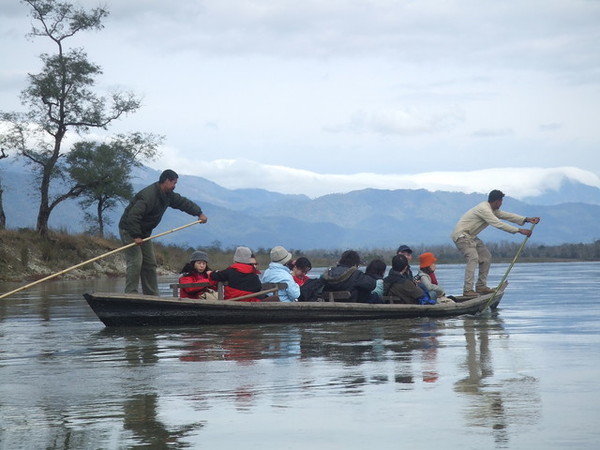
[{"x1": 84, "y1": 288, "x2": 505, "y2": 327}]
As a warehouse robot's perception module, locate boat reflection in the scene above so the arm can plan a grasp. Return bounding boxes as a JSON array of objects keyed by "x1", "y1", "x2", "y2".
[{"x1": 176, "y1": 319, "x2": 445, "y2": 393}]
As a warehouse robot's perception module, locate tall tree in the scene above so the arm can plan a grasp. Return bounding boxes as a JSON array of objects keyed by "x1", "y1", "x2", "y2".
[
  {"x1": 0, "y1": 0, "x2": 141, "y2": 236},
  {"x1": 66, "y1": 132, "x2": 162, "y2": 238}
]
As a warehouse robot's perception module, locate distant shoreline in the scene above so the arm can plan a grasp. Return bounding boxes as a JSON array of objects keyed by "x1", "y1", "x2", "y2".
[{"x1": 0, "y1": 228, "x2": 597, "y2": 283}]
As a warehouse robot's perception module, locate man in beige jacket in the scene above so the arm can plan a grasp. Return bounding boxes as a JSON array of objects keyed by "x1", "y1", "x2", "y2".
[{"x1": 451, "y1": 190, "x2": 540, "y2": 297}]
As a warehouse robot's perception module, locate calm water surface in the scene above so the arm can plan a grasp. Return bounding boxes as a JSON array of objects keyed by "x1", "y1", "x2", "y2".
[{"x1": 1, "y1": 262, "x2": 599, "y2": 449}]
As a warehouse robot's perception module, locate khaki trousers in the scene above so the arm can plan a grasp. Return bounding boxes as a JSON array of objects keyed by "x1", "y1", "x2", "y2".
[
  {"x1": 454, "y1": 235, "x2": 492, "y2": 293},
  {"x1": 120, "y1": 228, "x2": 159, "y2": 296}
]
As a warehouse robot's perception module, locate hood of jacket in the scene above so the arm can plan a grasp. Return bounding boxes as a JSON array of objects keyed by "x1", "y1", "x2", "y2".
[
  {"x1": 322, "y1": 265, "x2": 356, "y2": 283},
  {"x1": 230, "y1": 262, "x2": 255, "y2": 274}
]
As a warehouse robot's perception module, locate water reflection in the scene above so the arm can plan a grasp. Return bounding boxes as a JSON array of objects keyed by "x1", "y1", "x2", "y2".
[
  {"x1": 178, "y1": 326, "x2": 301, "y2": 363},
  {"x1": 455, "y1": 316, "x2": 541, "y2": 448},
  {"x1": 122, "y1": 393, "x2": 204, "y2": 448},
  {"x1": 172, "y1": 319, "x2": 449, "y2": 401},
  {"x1": 1, "y1": 269, "x2": 575, "y2": 449}
]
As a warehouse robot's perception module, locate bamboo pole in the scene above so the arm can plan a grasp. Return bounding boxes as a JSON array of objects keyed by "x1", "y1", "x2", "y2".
[
  {"x1": 228, "y1": 287, "x2": 279, "y2": 302},
  {"x1": 0, "y1": 220, "x2": 203, "y2": 300},
  {"x1": 483, "y1": 222, "x2": 538, "y2": 310}
]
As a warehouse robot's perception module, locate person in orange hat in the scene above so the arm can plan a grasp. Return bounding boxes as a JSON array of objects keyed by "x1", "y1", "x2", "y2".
[{"x1": 417, "y1": 252, "x2": 446, "y2": 301}]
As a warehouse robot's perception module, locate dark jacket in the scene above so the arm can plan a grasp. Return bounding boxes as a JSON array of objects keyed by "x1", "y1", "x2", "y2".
[
  {"x1": 209, "y1": 263, "x2": 263, "y2": 301},
  {"x1": 321, "y1": 265, "x2": 376, "y2": 303},
  {"x1": 383, "y1": 270, "x2": 425, "y2": 304},
  {"x1": 119, "y1": 182, "x2": 202, "y2": 239}
]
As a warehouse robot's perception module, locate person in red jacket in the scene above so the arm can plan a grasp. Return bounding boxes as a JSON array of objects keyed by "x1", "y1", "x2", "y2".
[
  {"x1": 288, "y1": 257, "x2": 312, "y2": 286},
  {"x1": 209, "y1": 246, "x2": 264, "y2": 302},
  {"x1": 178, "y1": 250, "x2": 218, "y2": 299}
]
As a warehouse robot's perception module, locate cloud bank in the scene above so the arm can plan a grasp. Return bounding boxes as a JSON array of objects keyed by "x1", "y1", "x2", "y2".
[{"x1": 148, "y1": 156, "x2": 600, "y2": 199}]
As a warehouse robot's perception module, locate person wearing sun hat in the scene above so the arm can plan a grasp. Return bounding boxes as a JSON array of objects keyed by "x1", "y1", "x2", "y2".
[
  {"x1": 261, "y1": 246, "x2": 301, "y2": 302},
  {"x1": 417, "y1": 252, "x2": 446, "y2": 301}
]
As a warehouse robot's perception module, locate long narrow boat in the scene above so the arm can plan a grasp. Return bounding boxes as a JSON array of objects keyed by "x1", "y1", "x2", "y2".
[{"x1": 83, "y1": 284, "x2": 506, "y2": 327}]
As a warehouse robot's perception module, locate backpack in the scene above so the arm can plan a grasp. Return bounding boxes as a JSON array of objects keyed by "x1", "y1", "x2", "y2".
[
  {"x1": 418, "y1": 287, "x2": 436, "y2": 305},
  {"x1": 299, "y1": 278, "x2": 325, "y2": 302}
]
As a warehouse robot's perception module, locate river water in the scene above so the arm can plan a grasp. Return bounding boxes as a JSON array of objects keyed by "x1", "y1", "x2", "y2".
[{"x1": 1, "y1": 262, "x2": 599, "y2": 449}]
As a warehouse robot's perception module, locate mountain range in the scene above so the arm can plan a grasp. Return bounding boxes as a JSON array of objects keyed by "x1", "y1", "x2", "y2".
[{"x1": 1, "y1": 161, "x2": 599, "y2": 250}]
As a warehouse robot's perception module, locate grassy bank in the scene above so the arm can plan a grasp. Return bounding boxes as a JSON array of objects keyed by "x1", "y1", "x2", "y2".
[
  {"x1": 0, "y1": 229, "x2": 188, "y2": 282},
  {"x1": 0, "y1": 229, "x2": 338, "y2": 283},
  {"x1": 0, "y1": 229, "x2": 348, "y2": 283},
  {"x1": 1, "y1": 229, "x2": 595, "y2": 283}
]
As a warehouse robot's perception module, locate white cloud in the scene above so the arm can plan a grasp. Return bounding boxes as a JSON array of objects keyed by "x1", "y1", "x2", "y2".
[
  {"x1": 327, "y1": 106, "x2": 465, "y2": 135},
  {"x1": 147, "y1": 154, "x2": 600, "y2": 199},
  {"x1": 471, "y1": 128, "x2": 514, "y2": 138}
]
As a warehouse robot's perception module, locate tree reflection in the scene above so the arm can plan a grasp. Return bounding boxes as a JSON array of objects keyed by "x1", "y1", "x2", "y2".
[
  {"x1": 122, "y1": 393, "x2": 204, "y2": 448},
  {"x1": 101, "y1": 328, "x2": 205, "y2": 447}
]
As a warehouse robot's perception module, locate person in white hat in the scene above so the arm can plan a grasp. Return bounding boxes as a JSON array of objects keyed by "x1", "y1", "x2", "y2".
[
  {"x1": 261, "y1": 246, "x2": 301, "y2": 302},
  {"x1": 209, "y1": 246, "x2": 263, "y2": 301}
]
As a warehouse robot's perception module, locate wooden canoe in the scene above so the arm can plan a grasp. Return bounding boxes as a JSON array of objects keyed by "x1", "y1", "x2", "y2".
[{"x1": 83, "y1": 283, "x2": 506, "y2": 327}]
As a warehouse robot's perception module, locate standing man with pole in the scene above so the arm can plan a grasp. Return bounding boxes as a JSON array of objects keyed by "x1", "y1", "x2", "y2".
[
  {"x1": 119, "y1": 169, "x2": 208, "y2": 296},
  {"x1": 451, "y1": 189, "x2": 540, "y2": 297}
]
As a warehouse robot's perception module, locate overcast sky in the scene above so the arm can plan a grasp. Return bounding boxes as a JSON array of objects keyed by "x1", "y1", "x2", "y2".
[{"x1": 1, "y1": 0, "x2": 599, "y2": 198}]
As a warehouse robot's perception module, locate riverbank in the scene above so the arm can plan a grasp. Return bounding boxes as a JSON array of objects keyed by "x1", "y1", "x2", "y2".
[
  {"x1": 0, "y1": 229, "x2": 187, "y2": 282},
  {"x1": 1, "y1": 228, "x2": 594, "y2": 283},
  {"x1": 0, "y1": 229, "x2": 336, "y2": 283}
]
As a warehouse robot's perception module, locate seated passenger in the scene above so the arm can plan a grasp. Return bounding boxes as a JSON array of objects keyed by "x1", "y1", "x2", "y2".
[
  {"x1": 209, "y1": 246, "x2": 263, "y2": 302},
  {"x1": 321, "y1": 250, "x2": 376, "y2": 303},
  {"x1": 396, "y1": 244, "x2": 416, "y2": 280},
  {"x1": 178, "y1": 250, "x2": 218, "y2": 300},
  {"x1": 383, "y1": 254, "x2": 431, "y2": 304},
  {"x1": 365, "y1": 259, "x2": 386, "y2": 303},
  {"x1": 417, "y1": 252, "x2": 445, "y2": 300},
  {"x1": 289, "y1": 256, "x2": 312, "y2": 286},
  {"x1": 261, "y1": 246, "x2": 301, "y2": 302},
  {"x1": 250, "y1": 254, "x2": 261, "y2": 274}
]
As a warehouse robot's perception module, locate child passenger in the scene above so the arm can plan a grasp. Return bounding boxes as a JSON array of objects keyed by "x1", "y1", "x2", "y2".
[
  {"x1": 418, "y1": 252, "x2": 455, "y2": 303},
  {"x1": 179, "y1": 250, "x2": 218, "y2": 300},
  {"x1": 209, "y1": 246, "x2": 264, "y2": 302},
  {"x1": 417, "y1": 252, "x2": 445, "y2": 301}
]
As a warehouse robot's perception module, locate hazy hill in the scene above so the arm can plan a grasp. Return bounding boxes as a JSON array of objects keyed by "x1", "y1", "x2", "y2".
[{"x1": 1, "y1": 162, "x2": 599, "y2": 250}]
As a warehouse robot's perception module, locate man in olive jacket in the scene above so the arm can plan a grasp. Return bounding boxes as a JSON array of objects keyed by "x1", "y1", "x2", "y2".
[{"x1": 119, "y1": 169, "x2": 208, "y2": 295}]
